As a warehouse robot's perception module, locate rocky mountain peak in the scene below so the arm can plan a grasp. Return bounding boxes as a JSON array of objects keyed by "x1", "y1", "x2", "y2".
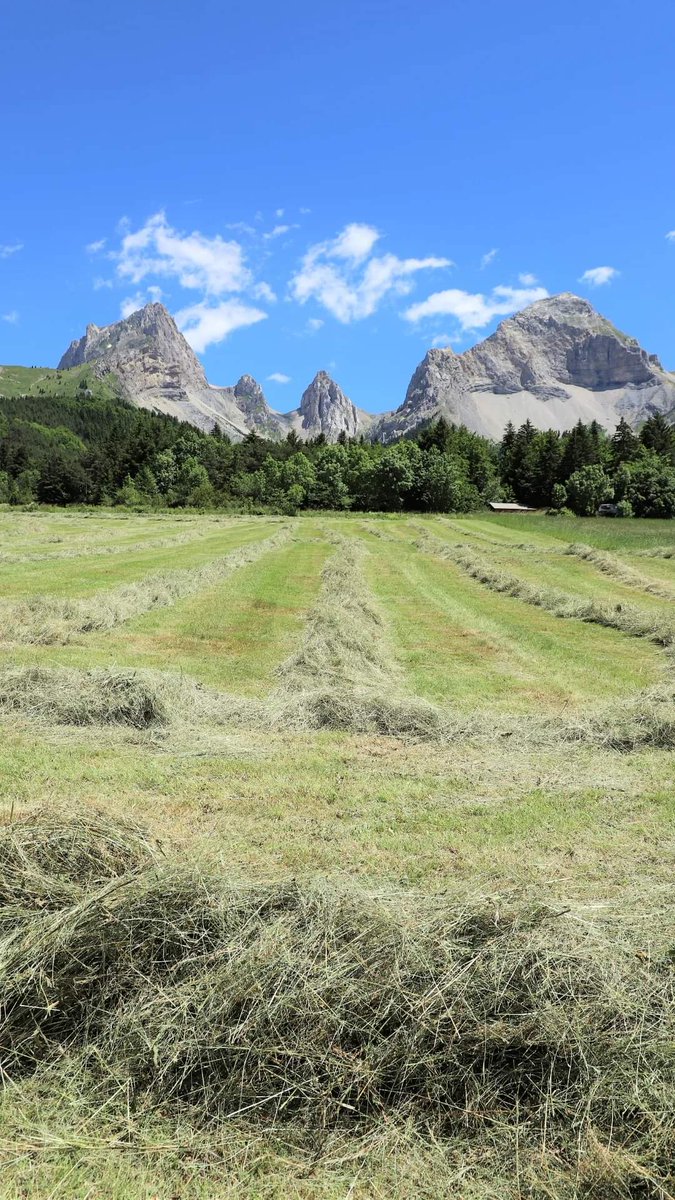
[
  {"x1": 234, "y1": 374, "x2": 266, "y2": 404},
  {"x1": 372, "y1": 292, "x2": 675, "y2": 442},
  {"x1": 298, "y1": 371, "x2": 360, "y2": 439}
]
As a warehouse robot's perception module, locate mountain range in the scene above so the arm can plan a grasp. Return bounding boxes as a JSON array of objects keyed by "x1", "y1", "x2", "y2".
[{"x1": 56, "y1": 294, "x2": 675, "y2": 442}]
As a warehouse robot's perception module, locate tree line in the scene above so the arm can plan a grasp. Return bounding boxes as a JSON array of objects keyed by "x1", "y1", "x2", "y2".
[{"x1": 1, "y1": 384, "x2": 674, "y2": 517}]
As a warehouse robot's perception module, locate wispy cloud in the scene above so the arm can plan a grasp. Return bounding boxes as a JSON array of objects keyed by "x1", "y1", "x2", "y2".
[
  {"x1": 252, "y1": 281, "x2": 277, "y2": 303},
  {"x1": 519, "y1": 272, "x2": 538, "y2": 285},
  {"x1": 266, "y1": 372, "x2": 291, "y2": 384},
  {"x1": 93, "y1": 277, "x2": 114, "y2": 290},
  {"x1": 264, "y1": 225, "x2": 290, "y2": 240},
  {"x1": 307, "y1": 317, "x2": 324, "y2": 332},
  {"x1": 120, "y1": 293, "x2": 148, "y2": 318},
  {"x1": 430, "y1": 332, "x2": 459, "y2": 347},
  {"x1": 480, "y1": 248, "x2": 498, "y2": 269},
  {"x1": 578, "y1": 266, "x2": 619, "y2": 287},
  {"x1": 175, "y1": 299, "x2": 267, "y2": 353},
  {"x1": 115, "y1": 211, "x2": 253, "y2": 294},
  {"x1": 86, "y1": 238, "x2": 107, "y2": 255},
  {"x1": 105, "y1": 211, "x2": 276, "y2": 349},
  {"x1": 290, "y1": 223, "x2": 451, "y2": 323},
  {"x1": 0, "y1": 243, "x2": 23, "y2": 259},
  {"x1": 666, "y1": 231, "x2": 675, "y2": 242},
  {"x1": 2, "y1": 310, "x2": 19, "y2": 324},
  {"x1": 403, "y1": 284, "x2": 548, "y2": 330}
]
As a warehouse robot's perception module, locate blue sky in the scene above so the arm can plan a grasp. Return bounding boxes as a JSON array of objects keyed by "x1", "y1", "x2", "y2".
[{"x1": 2, "y1": 0, "x2": 674, "y2": 414}]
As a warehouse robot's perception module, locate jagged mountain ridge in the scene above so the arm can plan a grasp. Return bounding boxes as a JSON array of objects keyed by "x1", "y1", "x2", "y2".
[
  {"x1": 58, "y1": 295, "x2": 675, "y2": 443},
  {"x1": 58, "y1": 305, "x2": 369, "y2": 442},
  {"x1": 373, "y1": 294, "x2": 675, "y2": 441}
]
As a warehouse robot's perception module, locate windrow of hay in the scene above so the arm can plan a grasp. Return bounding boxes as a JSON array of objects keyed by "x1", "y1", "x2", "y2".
[
  {"x1": 270, "y1": 536, "x2": 446, "y2": 737},
  {"x1": 0, "y1": 810, "x2": 672, "y2": 1196},
  {"x1": 0, "y1": 525, "x2": 292, "y2": 645},
  {"x1": 565, "y1": 541, "x2": 675, "y2": 602},
  {"x1": 2, "y1": 660, "x2": 674, "y2": 751},
  {"x1": 0, "y1": 525, "x2": 217, "y2": 565},
  {"x1": 634, "y1": 545, "x2": 675, "y2": 558},
  {"x1": 414, "y1": 529, "x2": 675, "y2": 651},
  {"x1": 0, "y1": 664, "x2": 266, "y2": 730}
]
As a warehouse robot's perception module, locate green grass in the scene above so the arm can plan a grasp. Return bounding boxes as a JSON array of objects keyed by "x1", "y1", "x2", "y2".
[
  {"x1": 7, "y1": 529, "x2": 332, "y2": 692},
  {"x1": 0, "y1": 362, "x2": 122, "y2": 401},
  {"x1": 0, "y1": 509, "x2": 673, "y2": 1200},
  {"x1": 0, "y1": 519, "x2": 274, "y2": 599},
  {"x1": 348, "y1": 519, "x2": 664, "y2": 709},
  {"x1": 477, "y1": 511, "x2": 675, "y2": 550}
]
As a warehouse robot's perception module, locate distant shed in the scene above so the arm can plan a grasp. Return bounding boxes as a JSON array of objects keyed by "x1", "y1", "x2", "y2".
[{"x1": 488, "y1": 502, "x2": 533, "y2": 513}]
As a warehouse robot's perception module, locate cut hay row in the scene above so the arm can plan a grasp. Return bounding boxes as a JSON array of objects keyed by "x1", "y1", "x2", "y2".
[
  {"x1": 565, "y1": 541, "x2": 675, "y2": 602},
  {"x1": 269, "y1": 536, "x2": 446, "y2": 736},
  {"x1": 3, "y1": 661, "x2": 675, "y2": 750},
  {"x1": 437, "y1": 516, "x2": 550, "y2": 552},
  {"x1": 414, "y1": 528, "x2": 675, "y2": 651},
  {"x1": 634, "y1": 545, "x2": 675, "y2": 558},
  {"x1": 0, "y1": 810, "x2": 672, "y2": 1195},
  {"x1": 0, "y1": 524, "x2": 219, "y2": 565},
  {"x1": 0, "y1": 525, "x2": 293, "y2": 646}
]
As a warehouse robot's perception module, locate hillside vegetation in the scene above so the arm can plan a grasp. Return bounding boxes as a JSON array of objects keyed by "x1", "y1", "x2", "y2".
[
  {"x1": 2, "y1": 364, "x2": 675, "y2": 517},
  {"x1": 0, "y1": 508, "x2": 673, "y2": 1198}
]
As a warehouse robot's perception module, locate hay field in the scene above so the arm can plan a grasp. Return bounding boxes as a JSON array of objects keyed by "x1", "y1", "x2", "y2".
[{"x1": 0, "y1": 510, "x2": 673, "y2": 1200}]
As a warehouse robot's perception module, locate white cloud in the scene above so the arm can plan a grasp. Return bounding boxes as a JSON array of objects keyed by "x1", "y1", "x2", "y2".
[
  {"x1": 300, "y1": 207, "x2": 311, "y2": 215},
  {"x1": 93, "y1": 276, "x2": 114, "y2": 290},
  {"x1": 290, "y1": 224, "x2": 451, "y2": 323},
  {"x1": 120, "y1": 293, "x2": 147, "y2": 318},
  {"x1": 275, "y1": 208, "x2": 285, "y2": 218},
  {"x1": 147, "y1": 285, "x2": 163, "y2": 300},
  {"x1": 2, "y1": 310, "x2": 19, "y2": 324},
  {"x1": 430, "y1": 332, "x2": 456, "y2": 347},
  {"x1": 307, "y1": 317, "x2": 324, "y2": 331},
  {"x1": 175, "y1": 299, "x2": 267, "y2": 353},
  {"x1": 252, "y1": 281, "x2": 277, "y2": 303},
  {"x1": 267, "y1": 372, "x2": 291, "y2": 384},
  {"x1": 263, "y1": 224, "x2": 293, "y2": 241},
  {"x1": 115, "y1": 211, "x2": 251, "y2": 294},
  {"x1": 666, "y1": 231, "x2": 675, "y2": 241},
  {"x1": 0, "y1": 243, "x2": 23, "y2": 259},
  {"x1": 403, "y1": 284, "x2": 548, "y2": 330},
  {"x1": 519, "y1": 272, "x2": 538, "y2": 285},
  {"x1": 86, "y1": 238, "x2": 107, "y2": 255},
  {"x1": 480, "y1": 248, "x2": 498, "y2": 269},
  {"x1": 579, "y1": 266, "x2": 619, "y2": 287},
  {"x1": 330, "y1": 223, "x2": 382, "y2": 262}
]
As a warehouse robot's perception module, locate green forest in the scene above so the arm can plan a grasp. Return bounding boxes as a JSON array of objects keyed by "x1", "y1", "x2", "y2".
[{"x1": 1, "y1": 373, "x2": 675, "y2": 516}]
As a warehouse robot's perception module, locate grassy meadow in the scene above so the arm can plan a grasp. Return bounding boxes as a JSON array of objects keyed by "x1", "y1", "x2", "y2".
[{"x1": 0, "y1": 508, "x2": 673, "y2": 1200}]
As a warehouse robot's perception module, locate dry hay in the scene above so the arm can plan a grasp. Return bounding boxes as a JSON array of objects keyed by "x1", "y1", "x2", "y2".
[
  {"x1": 415, "y1": 529, "x2": 675, "y2": 650},
  {"x1": 0, "y1": 525, "x2": 213, "y2": 565},
  {"x1": 634, "y1": 545, "x2": 675, "y2": 559},
  {"x1": 566, "y1": 542, "x2": 675, "y2": 602},
  {"x1": 0, "y1": 525, "x2": 292, "y2": 646},
  {"x1": 272, "y1": 536, "x2": 448, "y2": 738},
  {"x1": 0, "y1": 664, "x2": 266, "y2": 732},
  {"x1": 0, "y1": 810, "x2": 672, "y2": 1195}
]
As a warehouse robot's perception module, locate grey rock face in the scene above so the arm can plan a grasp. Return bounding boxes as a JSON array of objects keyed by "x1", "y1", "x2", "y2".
[
  {"x1": 59, "y1": 304, "x2": 252, "y2": 437},
  {"x1": 280, "y1": 371, "x2": 373, "y2": 440},
  {"x1": 297, "y1": 372, "x2": 360, "y2": 439},
  {"x1": 58, "y1": 306, "x2": 370, "y2": 442},
  {"x1": 373, "y1": 294, "x2": 675, "y2": 441}
]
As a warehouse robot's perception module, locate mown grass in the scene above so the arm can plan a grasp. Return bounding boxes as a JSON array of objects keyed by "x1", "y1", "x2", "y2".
[
  {"x1": 348, "y1": 520, "x2": 664, "y2": 710},
  {"x1": 6, "y1": 531, "x2": 332, "y2": 692},
  {"x1": 0, "y1": 509, "x2": 673, "y2": 1200},
  {"x1": 0, "y1": 519, "x2": 274, "y2": 600},
  {"x1": 478, "y1": 511, "x2": 675, "y2": 551}
]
